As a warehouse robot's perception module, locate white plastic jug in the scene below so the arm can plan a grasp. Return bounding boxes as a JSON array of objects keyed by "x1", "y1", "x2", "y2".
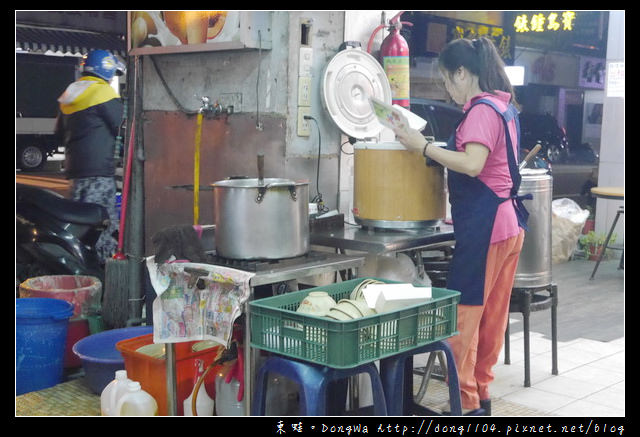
[
  {"x1": 115, "y1": 381, "x2": 158, "y2": 416},
  {"x1": 183, "y1": 359, "x2": 214, "y2": 416},
  {"x1": 215, "y1": 375, "x2": 245, "y2": 416},
  {"x1": 100, "y1": 370, "x2": 132, "y2": 416}
]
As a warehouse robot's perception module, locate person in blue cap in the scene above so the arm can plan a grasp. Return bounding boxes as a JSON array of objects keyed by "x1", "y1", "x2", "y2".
[{"x1": 55, "y1": 49, "x2": 126, "y2": 263}]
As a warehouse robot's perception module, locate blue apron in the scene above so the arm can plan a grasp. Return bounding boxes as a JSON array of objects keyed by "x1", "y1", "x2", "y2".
[{"x1": 446, "y1": 98, "x2": 530, "y2": 306}]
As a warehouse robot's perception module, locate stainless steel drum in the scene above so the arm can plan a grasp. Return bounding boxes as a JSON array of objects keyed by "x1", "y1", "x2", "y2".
[{"x1": 514, "y1": 168, "x2": 553, "y2": 288}]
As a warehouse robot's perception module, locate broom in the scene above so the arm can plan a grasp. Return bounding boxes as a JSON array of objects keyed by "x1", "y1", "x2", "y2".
[{"x1": 102, "y1": 113, "x2": 136, "y2": 329}]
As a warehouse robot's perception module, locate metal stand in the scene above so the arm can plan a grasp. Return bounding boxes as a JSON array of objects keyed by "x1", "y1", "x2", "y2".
[
  {"x1": 590, "y1": 206, "x2": 624, "y2": 280},
  {"x1": 504, "y1": 283, "x2": 558, "y2": 387}
]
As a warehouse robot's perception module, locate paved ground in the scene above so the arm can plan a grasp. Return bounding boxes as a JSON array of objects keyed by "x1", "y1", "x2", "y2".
[{"x1": 414, "y1": 257, "x2": 625, "y2": 417}]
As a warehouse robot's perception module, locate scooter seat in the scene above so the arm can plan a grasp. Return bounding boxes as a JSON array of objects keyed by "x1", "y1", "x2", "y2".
[{"x1": 16, "y1": 184, "x2": 109, "y2": 227}]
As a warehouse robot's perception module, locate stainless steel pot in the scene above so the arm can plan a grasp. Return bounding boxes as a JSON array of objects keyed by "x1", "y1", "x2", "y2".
[
  {"x1": 514, "y1": 168, "x2": 553, "y2": 288},
  {"x1": 211, "y1": 177, "x2": 309, "y2": 260}
]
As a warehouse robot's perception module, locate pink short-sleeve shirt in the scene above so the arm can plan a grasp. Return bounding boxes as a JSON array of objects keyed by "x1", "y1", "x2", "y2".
[{"x1": 455, "y1": 91, "x2": 521, "y2": 243}]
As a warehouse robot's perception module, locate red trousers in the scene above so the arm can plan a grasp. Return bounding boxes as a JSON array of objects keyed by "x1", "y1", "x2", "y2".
[{"x1": 447, "y1": 230, "x2": 525, "y2": 409}]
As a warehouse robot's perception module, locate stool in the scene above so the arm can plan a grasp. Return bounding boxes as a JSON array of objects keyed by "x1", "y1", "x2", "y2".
[
  {"x1": 252, "y1": 355, "x2": 387, "y2": 416},
  {"x1": 503, "y1": 284, "x2": 558, "y2": 387},
  {"x1": 379, "y1": 340, "x2": 465, "y2": 416},
  {"x1": 590, "y1": 205, "x2": 624, "y2": 280}
]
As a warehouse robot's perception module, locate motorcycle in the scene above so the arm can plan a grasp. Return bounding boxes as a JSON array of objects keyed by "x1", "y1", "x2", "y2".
[
  {"x1": 519, "y1": 112, "x2": 569, "y2": 164},
  {"x1": 16, "y1": 183, "x2": 108, "y2": 283}
]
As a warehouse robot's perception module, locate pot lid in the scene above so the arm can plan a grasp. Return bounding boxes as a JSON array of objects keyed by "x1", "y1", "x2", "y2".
[{"x1": 321, "y1": 47, "x2": 392, "y2": 140}]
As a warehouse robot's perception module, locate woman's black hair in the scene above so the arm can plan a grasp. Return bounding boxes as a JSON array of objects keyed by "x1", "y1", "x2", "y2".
[{"x1": 439, "y1": 37, "x2": 519, "y2": 107}]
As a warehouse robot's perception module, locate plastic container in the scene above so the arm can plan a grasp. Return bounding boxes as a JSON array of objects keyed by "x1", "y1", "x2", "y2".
[
  {"x1": 72, "y1": 325, "x2": 153, "y2": 394},
  {"x1": 101, "y1": 370, "x2": 133, "y2": 416},
  {"x1": 19, "y1": 275, "x2": 102, "y2": 319},
  {"x1": 19, "y1": 275, "x2": 102, "y2": 368},
  {"x1": 16, "y1": 297, "x2": 74, "y2": 395},
  {"x1": 215, "y1": 374, "x2": 245, "y2": 416},
  {"x1": 65, "y1": 317, "x2": 90, "y2": 368},
  {"x1": 183, "y1": 359, "x2": 214, "y2": 416},
  {"x1": 116, "y1": 334, "x2": 223, "y2": 416},
  {"x1": 115, "y1": 381, "x2": 158, "y2": 416},
  {"x1": 249, "y1": 277, "x2": 460, "y2": 368}
]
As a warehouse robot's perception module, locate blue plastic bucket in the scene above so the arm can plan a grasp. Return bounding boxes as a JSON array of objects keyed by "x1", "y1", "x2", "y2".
[
  {"x1": 72, "y1": 325, "x2": 153, "y2": 394},
  {"x1": 16, "y1": 298, "x2": 74, "y2": 395}
]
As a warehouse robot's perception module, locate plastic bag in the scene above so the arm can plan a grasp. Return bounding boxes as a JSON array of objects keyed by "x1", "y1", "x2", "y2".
[{"x1": 551, "y1": 198, "x2": 590, "y2": 264}]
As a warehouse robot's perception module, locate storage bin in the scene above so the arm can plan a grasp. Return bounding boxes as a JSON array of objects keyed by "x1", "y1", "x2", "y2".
[
  {"x1": 116, "y1": 334, "x2": 223, "y2": 416},
  {"x1": 72, "y1": 326, "x2": 153, "y2": 394},
  {"x1": 249, "y1": 277, "x2": 460, "y2": 368},
  {"x1": 16, "y1": 298, "x2": 74, "y2": 395}
]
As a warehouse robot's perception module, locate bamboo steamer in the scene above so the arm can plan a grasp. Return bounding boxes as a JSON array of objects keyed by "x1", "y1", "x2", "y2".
[{"x1": 353, "y1": 142, "x2": 445, "y2": 229}]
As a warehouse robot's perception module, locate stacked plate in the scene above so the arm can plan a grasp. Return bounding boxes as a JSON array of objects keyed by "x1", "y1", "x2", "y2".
[{"x1": 349, "y1": 279, "x2": 383, "y2": 302}]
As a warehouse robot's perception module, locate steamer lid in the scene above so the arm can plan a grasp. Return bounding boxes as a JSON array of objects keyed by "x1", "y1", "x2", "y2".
[{"x1": 321, "y1": 47, "x2": 392, "y2": 140}]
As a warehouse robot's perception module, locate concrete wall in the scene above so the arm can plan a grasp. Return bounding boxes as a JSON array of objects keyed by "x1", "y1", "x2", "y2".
[
  {"x1": 595, "y1": 11, "x2": 624, "y2": 244},
  {"x1": 139, "y1": 11, "x2": 352, "y2": 251}
]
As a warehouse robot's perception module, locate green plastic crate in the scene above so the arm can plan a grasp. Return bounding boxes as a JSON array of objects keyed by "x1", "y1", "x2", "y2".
[{"x1": 249, "y1": 278, "x2": 460, "y2": 368}]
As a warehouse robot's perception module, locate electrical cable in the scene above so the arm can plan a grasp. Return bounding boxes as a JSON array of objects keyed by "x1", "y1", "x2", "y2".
[
  {"x1": 256, "y1": 30, "x2": 262, "y2": 130},
  {"x1": 149, "y1": 55, "x2": 198, "y2": 115},
  {"x1": 305, "y1": 115, "x2": 329, "y2": 214},
  {"x1": 340, "y1": 139, "x2": 353, "y2": 155}
]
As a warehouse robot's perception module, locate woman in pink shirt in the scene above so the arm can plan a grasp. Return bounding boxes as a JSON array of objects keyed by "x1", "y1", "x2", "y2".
[{"x1": 395, "y1": 37, "x2": 529, "y2": 416}]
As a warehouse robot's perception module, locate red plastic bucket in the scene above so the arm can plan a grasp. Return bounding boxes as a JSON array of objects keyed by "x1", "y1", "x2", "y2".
[
  {"x1": 19, "y1": 275, "x2": 102, "y2": 368},
  {"x1": 19, "y1": 275, "x2": 102, "y2": 318}
]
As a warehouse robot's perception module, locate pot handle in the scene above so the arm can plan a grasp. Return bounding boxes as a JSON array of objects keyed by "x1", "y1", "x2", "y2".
[{"x1": 255, "y1": 183, "x2": 300, "y2": 203}]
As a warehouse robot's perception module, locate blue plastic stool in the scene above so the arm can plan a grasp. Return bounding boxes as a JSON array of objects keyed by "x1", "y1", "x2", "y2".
[
  {"x1": 379, "y1": 340, "x2": 464, "y2": 416},
  {"x1": 252, "y1": 355, "x2": 388, "y2": 416}
]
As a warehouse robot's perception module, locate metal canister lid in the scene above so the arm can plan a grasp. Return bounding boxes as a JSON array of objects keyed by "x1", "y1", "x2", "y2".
[{"x1": 321, "y1": 47, "x2": 392, "y2": 139}]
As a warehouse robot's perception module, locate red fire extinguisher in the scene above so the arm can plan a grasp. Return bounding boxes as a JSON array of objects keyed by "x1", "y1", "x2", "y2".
[{"x1": 367, "y1": 11, "x2": 412, "y2": 108}]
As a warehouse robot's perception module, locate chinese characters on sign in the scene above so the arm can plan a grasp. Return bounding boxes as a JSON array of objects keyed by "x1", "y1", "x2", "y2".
[
  {"x1": 451, "y1": 23, "x2": 512, "y2": 62},
  {"x1": 514, "y1": 11, "x2": 576, "y2": 33}
]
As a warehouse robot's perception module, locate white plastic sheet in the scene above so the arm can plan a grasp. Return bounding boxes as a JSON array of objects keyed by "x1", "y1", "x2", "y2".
[{"x1": 551, "y1": 198, "x2": 590, "y2": 264}]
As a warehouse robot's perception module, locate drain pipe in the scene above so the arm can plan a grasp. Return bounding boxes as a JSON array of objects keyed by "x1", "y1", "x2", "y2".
[{"x1": 126, "y1": 55, "x2": 145, "y2": 327}]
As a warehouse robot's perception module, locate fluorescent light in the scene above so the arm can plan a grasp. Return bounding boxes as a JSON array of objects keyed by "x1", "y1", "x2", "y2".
[{"x1": 505, "y1": 66, "x2": 525, "y2": 86}]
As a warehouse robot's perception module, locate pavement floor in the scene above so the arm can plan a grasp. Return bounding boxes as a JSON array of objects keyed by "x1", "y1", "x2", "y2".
[{"x1": 413, "y1": 257, "x2": 625, "y2": 417}]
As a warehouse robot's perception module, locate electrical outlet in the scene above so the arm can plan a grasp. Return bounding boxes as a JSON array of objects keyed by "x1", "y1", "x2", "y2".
[
  {"x1": 297, "y1": 107, "x2": 311, "y2": 137},
  {"x1": 299, "y1": 47, "x2": 313, "y2": 77},
  {"x1": 298, "y1": 76, "x2": 312, "y2": 107},
  {"x1": 218, "y1": 92, "x2": 242, "y2": 113}
]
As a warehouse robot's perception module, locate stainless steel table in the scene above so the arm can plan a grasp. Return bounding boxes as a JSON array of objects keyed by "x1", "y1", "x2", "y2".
[{"x1": 310, "y1": 223, "x2": 455, "y2": 254}]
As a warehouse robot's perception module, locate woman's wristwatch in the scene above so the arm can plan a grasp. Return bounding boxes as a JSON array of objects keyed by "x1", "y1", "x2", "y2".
[{"x1": 422, "y1": 136, "x2": 439, "y2": 167}]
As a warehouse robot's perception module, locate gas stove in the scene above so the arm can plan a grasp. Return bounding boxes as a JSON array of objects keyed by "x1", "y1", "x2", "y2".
[
  {"x1": 205, "y1": 250, "x2": 332, "y2": 273},
  {"x1": 203, "y1": 250, "x2": 364, "y2": 288}
]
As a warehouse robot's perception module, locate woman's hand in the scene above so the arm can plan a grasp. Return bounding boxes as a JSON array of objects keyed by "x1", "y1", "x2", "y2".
[
  {"x1": 394, "y1": 127, "x2": 427, "y2": 154},
  {"x1": 394, "y1": 124, "x2": 490, "y2": 177}
]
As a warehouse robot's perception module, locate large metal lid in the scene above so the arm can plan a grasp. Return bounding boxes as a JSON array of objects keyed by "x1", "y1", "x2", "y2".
[{"x1": 321, "y1": 47, "x2": 392, "y2": 139}]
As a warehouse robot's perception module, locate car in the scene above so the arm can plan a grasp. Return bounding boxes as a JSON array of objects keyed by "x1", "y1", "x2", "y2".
[
  {"x1": 409, "y1": 98, "x2": 462, "y2": 143},
  {"x1": 16, "y1": 115, "x2": 60, "y2": 171}
]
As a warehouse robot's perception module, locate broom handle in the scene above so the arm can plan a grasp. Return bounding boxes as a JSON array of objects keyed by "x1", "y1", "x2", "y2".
[
  {"x1": 117, "y1": 120, "x2": 135, "y2": 254},
  {"x1": 115, "y1": 56, "x2": 138, "y2": 258}
]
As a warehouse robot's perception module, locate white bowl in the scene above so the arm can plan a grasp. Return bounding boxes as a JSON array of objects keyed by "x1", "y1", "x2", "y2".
[
  {"x1": 340, "y1": 298, "x2": 376, "y2": 317},
  {"x1": 296, "y1": 291, "x2": 336, "y2": 317},
  {"x1": 326, "y1": 307, "x2": 353, "y2": 321},
  {"x1": 334, "y1": 301, "x2": 362, "y2": 319}
]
